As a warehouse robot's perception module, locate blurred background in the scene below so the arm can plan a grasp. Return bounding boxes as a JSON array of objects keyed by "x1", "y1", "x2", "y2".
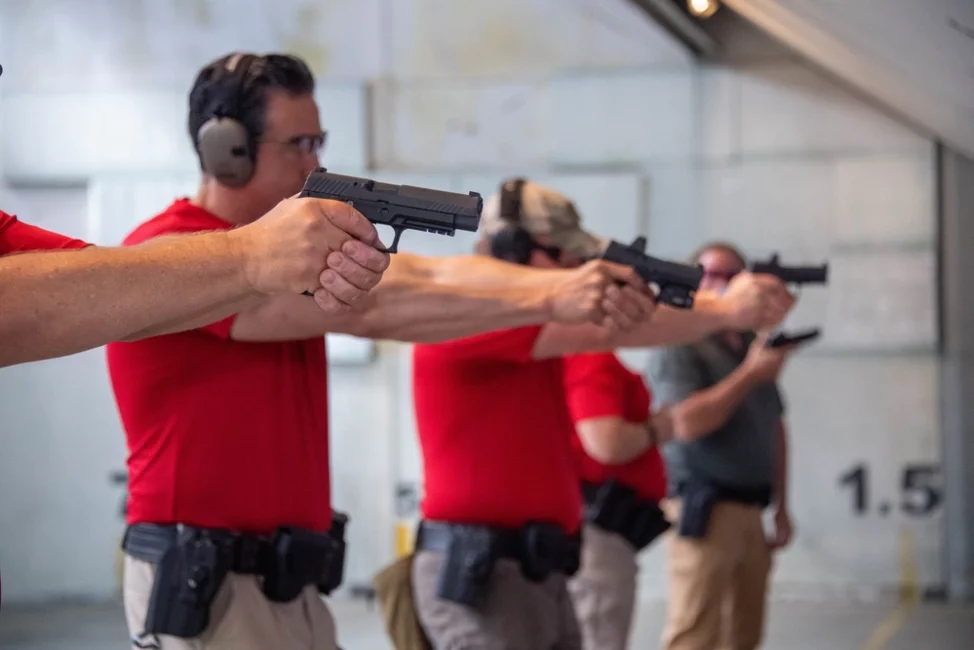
[{"x1": 0, "y1": 0, "x2": 973, "y2": 648}]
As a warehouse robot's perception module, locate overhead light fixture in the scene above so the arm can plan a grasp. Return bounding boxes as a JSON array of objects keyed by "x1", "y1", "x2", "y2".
[{"x1": 687, "y1": 0, "x2": 720, "y2": 18}]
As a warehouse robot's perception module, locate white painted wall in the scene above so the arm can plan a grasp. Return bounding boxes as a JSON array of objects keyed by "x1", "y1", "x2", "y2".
[
  {"x1": 724, "y1": 0, "x2": 974, "y2": 158},
  {"x1": 0, "y1": 0, "x2": 944, "y2": 604}
]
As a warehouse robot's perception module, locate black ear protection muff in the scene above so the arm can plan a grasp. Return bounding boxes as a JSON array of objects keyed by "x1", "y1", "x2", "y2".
[
  {"x1": 489, "y1": 178, "x2": 536, "y2": 265},
  {"x1": 196, "y1": 53, "x2": 261, "y2": 188}
]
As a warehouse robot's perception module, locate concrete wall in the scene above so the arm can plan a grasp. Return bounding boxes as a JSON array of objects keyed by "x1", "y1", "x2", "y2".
[
  {"x1": 724, "y1": 0, "x2": 974, "y2": 159},
  {"x1": 0, "y1": 0, "x2": 943, "y2": 603},
  {"x1": 941, "y1": 149, "x2": 974, "y2": 600}
]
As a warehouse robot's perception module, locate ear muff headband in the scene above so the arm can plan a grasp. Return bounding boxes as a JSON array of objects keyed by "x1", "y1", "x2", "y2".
[
  {"x1": 490, "y1": 178, "x2": 535, "y2": 264},
  {"x1": 196, "y1": 53, "x2": 260, "y2": 188}
]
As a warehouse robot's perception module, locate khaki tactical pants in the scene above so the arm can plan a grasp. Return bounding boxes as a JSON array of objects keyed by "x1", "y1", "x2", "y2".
[
  {"x1": 123, "y1": 555, "x2": 338, "y2": 650},
  {"x1": 411, "y1": 549, "x2": 582, "y2": 650},
  {"x1": 567, "y1": 523, "x2": 638, "y2": 650},
  {"x1": 661, "y1": 500, "x2": 772, "y2": 650}
]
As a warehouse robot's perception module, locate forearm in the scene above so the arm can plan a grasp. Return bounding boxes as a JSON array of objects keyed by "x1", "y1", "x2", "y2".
[
  {"x1": 230, "y1": 252, "x2": 555, "y2": 343},
  {"x1": 774, "y1": 420, "x2": 789, "y2": 510},
  {"x1": 609, "y1": 290, "x2": 733, "y2": 349},
  {"x1": 531, "y1": 290, "x2": 734, "y2": 359},
  {"x1": 670, "y1": 367, "x2": 758, "y2": 441},
  {"x1": 0, "y1": 233, "x2": 255, "y2": 366}
]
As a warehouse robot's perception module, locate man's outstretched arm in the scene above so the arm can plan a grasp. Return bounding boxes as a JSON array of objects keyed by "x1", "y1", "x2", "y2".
[
  {"x1": 529, "y1": 271, "x2": 796, "y2": 359},
  {"x1": 0, "y1": 198, "x2": 390, "y2": 367},
  {"x1": 221, "y1": 253, "x2": 655, "y2": 343}
]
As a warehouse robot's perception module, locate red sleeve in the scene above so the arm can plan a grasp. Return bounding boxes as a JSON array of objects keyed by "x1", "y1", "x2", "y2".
[
  {"x1": 0, "y1": 212, "x2": 90, "y2": 254},
  {"x1": 562, "y1": 353, "x2": 629, "y2": 423},
  {"x1": 421, "y1": 325, "x2": 543, "y2": 363}
]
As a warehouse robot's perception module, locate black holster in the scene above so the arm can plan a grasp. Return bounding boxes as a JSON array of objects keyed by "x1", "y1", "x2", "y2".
[
  {"x1": 263, "y1": 512, "x2": 348, "y2": 602},
  {"x1": 434, "y1": 525, "x2": 496, "y2": 609},
  {"x1": 142, "y1": 527, "x2": 232, "y2": 639},
  {"x1": 675, "y1": 481, "x2": 772, "y2": 539},
  {"x1": 583, "y1": 479, "x2": 670, "y2": 551},
  {"x1": 417, "y1": 520, "x2": 581, "y2": 610},
  {"x1": 676, "y1": 481, "x2": 718, "y2": 539}
]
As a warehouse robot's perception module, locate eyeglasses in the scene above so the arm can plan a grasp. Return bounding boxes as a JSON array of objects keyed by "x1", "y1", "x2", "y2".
[{"x1": 260, "y1": 130, "x2": 328, "y2": 156}]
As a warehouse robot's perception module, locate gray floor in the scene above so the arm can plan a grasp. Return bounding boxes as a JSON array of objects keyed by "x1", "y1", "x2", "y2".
[{"x1": 1, "y1": 597, "x2": 971, "y2": 650}]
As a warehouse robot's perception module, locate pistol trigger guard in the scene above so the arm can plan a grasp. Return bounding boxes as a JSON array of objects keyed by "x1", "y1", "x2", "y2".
[{"x1": 385, "y1": 227, "x2": 404, "y2": 255}]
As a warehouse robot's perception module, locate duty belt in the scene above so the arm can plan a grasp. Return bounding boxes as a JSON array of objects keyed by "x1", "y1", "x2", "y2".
[{"x1": 124, "y1": 513, "x2": 348, "y2": 641}]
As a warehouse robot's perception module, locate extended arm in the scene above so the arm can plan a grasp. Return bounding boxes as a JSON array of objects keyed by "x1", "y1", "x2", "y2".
[
  {"x1": 530, "y1": 272, "x2": 795, "y2": 359},
  {"x1": 225, "y1": 254, "x2": 648, "y2": 343},
  {"x1": 0, "y1": 196, "x2": 393, "y2": 367},
  {"x1": 0, "y1": 232, "x2": 256, "y2": 367}
]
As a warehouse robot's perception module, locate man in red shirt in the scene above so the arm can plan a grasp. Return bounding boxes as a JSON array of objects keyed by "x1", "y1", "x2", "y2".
[
  {"x1": 408, "y1": 178, "x2": 796, "y2": 650},
  {"x1": 106, "y1": 53, "x2": 655, "y2": 650},
  {"x1": 563, "y1": 351, "x2": 671, "y2": 650},
  {"x1": 0, "y1": 195, "x2": 391, "y2": 367}
]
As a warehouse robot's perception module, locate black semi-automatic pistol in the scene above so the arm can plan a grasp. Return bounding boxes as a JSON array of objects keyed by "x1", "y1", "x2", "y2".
[
  {"x1": 601, "y1": 237, "x2": 704, "y2": 309},
  {"x1": 299, "y1": 168, "x2": 483, "y2": 254},
  {"x1": 750, "y1": 253, "x2": 829, "y2": 348},
  {"x1": 749, "y1": 253, "x2": 828, "y2": 286}
]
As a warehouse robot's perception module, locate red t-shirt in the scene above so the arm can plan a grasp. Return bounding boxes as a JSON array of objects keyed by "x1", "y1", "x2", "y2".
[
  {"x1": 413, "y1": 327, "x2": 582, "y2": 534},
  {"x1": 563, "y1": 352, "x2": 667, "y2": 502},
  {"x1": 0, "y1": 211, "x2": 89, "y2": 253},
  {"x1": 105, "y1": 199, "x2": 332, "y2": 534}
]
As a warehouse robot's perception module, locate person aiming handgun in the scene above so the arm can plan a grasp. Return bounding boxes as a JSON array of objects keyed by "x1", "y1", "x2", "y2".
[
  {"x1": 399, "y1": 179, "x2": 796, "y2": 650},
  {"x1": 646, "y1": 242, "x2": 802, "y2": 650},
  {"x1": 103, "y1": 52, "x2": 674, "y2": 650},
  {"x1": 0, "y1": 64, "x2": 397, "y2": 369}
]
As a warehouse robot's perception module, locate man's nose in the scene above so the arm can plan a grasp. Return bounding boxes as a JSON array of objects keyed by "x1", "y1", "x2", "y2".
[{"x1": 301, "y1": 154, "x2": 320, "y2": 177}]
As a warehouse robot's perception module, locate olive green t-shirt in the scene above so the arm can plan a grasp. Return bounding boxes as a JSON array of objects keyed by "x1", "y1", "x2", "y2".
[{"x1": 645, "y1": 334, "x2": 784, "y2": 490}]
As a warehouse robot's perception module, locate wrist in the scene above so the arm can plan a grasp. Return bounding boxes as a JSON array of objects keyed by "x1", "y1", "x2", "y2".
[{"x1": 224, "y1": 227, "x2": 261, "y2": 294}]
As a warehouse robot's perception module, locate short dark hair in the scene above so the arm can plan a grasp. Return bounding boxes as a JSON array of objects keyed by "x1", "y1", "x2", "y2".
[
  {"x1": 188, "y1": 52, "x2": 315, "y2": 167},
  {"x1": 689, "y1": 241, "x2": 748, "y2": 268}
]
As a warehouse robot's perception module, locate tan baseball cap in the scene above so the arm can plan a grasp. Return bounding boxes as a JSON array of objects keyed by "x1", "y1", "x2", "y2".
[{"x1": 481, "y1": 179, "x2": 607, "y2": 259}]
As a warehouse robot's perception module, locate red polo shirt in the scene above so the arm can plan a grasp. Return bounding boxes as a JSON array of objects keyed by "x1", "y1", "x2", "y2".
[
  {"x1": 105, "y1": 199, "x2": 332, "y2": 534},
  {"x1": 413, "y1": 327, "x2": 582, "y2": 534},
  {"x1": 0, "y1": 211, "x2": 89, "y2": 253},
  {"x1": 563, "y1": 352, "x2": 667, "y2": 502}
]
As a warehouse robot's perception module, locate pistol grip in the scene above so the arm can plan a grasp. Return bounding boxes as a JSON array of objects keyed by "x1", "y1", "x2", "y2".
[{"x1": 300, "y1": 227, "x2": 401, "y2": 297}]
